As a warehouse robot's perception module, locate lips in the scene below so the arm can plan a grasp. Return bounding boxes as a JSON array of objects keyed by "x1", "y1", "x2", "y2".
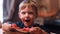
[{"x1": 24, "y1": 19, "x2": 30, "y2": 22}]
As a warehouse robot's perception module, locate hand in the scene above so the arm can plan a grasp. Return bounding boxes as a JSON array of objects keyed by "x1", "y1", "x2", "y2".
[
  {"x1": 2, "y1": 23, "x2": 12, "y2": 32},
  {"x1": 29, "y1": 27, "x2": 41, "y2": 34},
  {"x1": 29, "y1": 27, "x2": 48, "y2": 34}
]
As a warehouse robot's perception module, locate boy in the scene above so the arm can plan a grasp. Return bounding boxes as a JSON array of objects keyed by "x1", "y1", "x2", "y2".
[{"x1": 2, "y1": 0, "x2": 48, "y2": 34}]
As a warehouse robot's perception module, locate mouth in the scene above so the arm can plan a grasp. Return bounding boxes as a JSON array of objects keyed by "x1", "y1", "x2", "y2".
[{"x1": 24, "y1": 19, "x2": 30, "y2": 22}]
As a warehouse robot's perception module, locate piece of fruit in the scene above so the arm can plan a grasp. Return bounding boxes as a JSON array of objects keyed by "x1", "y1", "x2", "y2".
[
  {"x1": 11, "y1": 24, "x2": 30, "y2": 33},
  {"x1": 23, "y1": 27, "x2": 30, "y2": 32},
  {"x1": 11, "y1": 24, "x2": 18, "y2": 28}
]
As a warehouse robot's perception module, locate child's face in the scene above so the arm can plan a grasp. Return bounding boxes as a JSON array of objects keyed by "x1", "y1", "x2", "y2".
[{"x1": 18, "y1": 6, "x2": 36, "y2": 27}]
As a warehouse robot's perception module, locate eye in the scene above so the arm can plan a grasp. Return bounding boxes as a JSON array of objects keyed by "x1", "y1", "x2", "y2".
[
  {"x1": 28, "y1": 12, "x2": 34, "y2": 14},
  {"x1": 21, "y1": 12, "x2": 26, "y2": 14}
]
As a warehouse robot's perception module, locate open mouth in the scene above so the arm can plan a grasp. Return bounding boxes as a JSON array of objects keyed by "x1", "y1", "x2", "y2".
[{"x1": 24, "y1": 19, "x2": 30, "y2": 22}]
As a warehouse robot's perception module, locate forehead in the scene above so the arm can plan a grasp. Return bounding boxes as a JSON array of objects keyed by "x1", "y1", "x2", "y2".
[{"x1": 19, "y1": 2, "x2": 37, "y2": 10}]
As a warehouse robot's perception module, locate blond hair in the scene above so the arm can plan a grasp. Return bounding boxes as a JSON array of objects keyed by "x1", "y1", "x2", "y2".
[{"x1": 19, "y1": 0, "x2": 38, "y2": 17}]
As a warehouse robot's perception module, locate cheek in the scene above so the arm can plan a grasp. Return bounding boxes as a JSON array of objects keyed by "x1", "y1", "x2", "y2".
[
  {"x1": 30, "y1": 15, "x2": 35, "y2": 19},
  {"x1": 18, "y1": 13, "x2": 23, "y2": 19}
]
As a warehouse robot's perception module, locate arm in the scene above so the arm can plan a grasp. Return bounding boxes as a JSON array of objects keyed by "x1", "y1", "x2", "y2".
[{"x1": 2, "y1": 23, "x2": 30, "y2": 34}]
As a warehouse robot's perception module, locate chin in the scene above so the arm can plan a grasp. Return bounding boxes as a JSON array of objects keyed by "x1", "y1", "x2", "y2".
[{"x1": 24, "y1": 22, "x2": 31, "y2": 27}]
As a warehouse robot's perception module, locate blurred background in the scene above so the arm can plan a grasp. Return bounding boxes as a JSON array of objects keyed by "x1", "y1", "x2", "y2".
[
  {"x1": 0, "y1": 0, "x2": 3, "y2": 34},
  {"x1": 0, "y1": 0, "x2": 3, "y2": 22}
]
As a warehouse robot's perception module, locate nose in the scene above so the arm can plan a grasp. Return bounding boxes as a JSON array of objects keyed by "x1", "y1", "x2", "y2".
[
  {"x1": 25, "y1": 13, "x2": 29, "y2": 17},
  {"x1": 25, "y1": 13, "x2": 30, "y2": 18}
]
